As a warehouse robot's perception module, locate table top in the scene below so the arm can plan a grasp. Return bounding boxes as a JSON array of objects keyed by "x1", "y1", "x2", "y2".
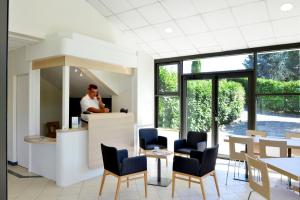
[
  {"x1": 224, "y1": 136, "x2": 300, "y2": 149},
  {"x1": 24, "y1": 135, "x2": 56, "y2": 144},
  {"x1": 260, "y1": 157, "x2": 300, "y2": 181},
  {"x1": 144, "y1": 150, "x2": 173, "y2": 159}
]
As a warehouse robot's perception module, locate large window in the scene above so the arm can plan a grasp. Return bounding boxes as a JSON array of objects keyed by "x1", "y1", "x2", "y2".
[
  {"x1": 156, "y1": 63, "x2": 180, "y2": 130},
  {"x1": 256, "y1": 49, "x2": 300, "y2": 137},
  {"x1": 155, "y1": 44, "x2": 300, "y2": 142}
]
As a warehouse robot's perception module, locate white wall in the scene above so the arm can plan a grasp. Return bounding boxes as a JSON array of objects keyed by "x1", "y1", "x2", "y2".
[
  {"x1": 136, "y1": 52, "x2": 155, "y2": 126},
  {"x1": 40, "y1": 77, "x2": 62, "y2": 136},
  {"x1": 9, "y1": 0, "x2": 136, "y2": 49},
  {"x1": 7, "y1": 47, "x2": 31, "y2": 162}
]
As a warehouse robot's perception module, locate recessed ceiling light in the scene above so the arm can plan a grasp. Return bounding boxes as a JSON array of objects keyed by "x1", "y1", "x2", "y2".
[
  {"x1": 164, "y1": 27, "x2": 173, "y2": 34},
  {"x1": 280, "y1": 3, "x2": 293, "y2": 12}
]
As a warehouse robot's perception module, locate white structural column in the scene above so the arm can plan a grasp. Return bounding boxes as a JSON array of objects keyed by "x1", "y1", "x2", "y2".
[{"x1": 62, "y1": 66, "x2": 70, "y2": 129}]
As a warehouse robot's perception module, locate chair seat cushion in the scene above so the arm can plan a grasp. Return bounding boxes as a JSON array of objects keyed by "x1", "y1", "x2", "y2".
[
  {"x1": 144, "y1": 144, "x2": 167, "y2": 150},
  {"x1": 175, "y1": 148, "x2": 195, "y2": 155}
]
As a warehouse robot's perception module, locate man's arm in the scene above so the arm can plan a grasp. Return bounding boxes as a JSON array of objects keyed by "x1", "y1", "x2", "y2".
[{"x1": 87, "y1": 107, "x2": 109, "y2": 113}]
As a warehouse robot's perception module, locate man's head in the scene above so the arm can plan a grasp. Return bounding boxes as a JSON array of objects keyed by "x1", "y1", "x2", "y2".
[{"x1": 87, "y1": 84, "x2": 98, "y2": 99}]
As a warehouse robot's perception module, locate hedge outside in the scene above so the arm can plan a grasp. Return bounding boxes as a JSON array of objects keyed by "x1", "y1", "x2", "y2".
[{"x1": 157, "y1": 67, "x2": 299, "y2": 130}]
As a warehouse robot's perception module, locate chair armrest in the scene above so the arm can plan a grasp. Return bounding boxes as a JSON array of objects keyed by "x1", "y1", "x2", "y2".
[
  {"x1": 117, "y1": 149, "x2": 128, "y2": 163},
  {"x1": 121, "y1": 156, "x2": 147, "y2": 175},
  {"x1": 173, "y1": 156, "x2": 200, "y2": 176},
  {"x1": 174, "y1": 139, "x2": 187, "y2": 151},
  {"x1": 157, "y1": 136, "x2": 168, "y2": 148},
  {"x1": 139, "y1": 138, "x2": 146, "y2": 149},
  {"x1": 190, "y1": 150, "x2": 203, "y2": 162}
]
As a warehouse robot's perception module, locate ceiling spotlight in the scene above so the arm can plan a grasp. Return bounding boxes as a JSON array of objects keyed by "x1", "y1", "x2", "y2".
[
  {"x1": 80, "y1": 72, "x2": 83, "y2": 77},
  {"x1": 280, "y1": 3, "x2": 293, "y2": 12},
  {"x1": 74, "y1": 68, "x2": 78, "y2": 72},
  {"x1": 164, "y1": 27, "x2": 173, "y2": 33}
]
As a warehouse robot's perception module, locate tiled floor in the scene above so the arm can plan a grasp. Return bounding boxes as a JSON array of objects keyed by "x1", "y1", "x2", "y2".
[{"x1": 8, "y1": 158, "x2": 300, "y2": 200}]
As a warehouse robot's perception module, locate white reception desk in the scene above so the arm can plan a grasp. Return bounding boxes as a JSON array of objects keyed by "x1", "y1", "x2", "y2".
[{"x1": 25, "y1": 113, "x2": 135, "y2": 187}]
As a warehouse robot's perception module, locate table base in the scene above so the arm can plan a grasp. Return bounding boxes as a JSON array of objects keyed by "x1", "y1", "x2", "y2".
[{"x1": 148, "y1": 177, "x2": 171, "y2": 187}]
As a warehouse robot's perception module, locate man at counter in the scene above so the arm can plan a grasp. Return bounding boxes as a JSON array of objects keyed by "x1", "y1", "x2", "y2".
[{"x1": 80, "y1": 84, "x2": 109, "y2": 123}]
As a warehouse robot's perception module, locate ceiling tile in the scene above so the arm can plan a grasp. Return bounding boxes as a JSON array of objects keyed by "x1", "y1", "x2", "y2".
[
  {"x1": 107, "y1": 16, "x2": 129, "y2": 31},
  {"x1": 202, "y1": 9, "x2": 237, "y2": 30},
  {"x1": 86, "y1": 0, "x2": 112, "y2": 16},
  {"x1": 276, "y1": 34, "x2": 300, "y2": 44},
  {"x1": 272, "y1": 16, "x2": 300, "y2": 37},
  {"x1": 138, "y1": 3, "x2": 171, "y2": 24},
  {"x1": 197, "y1": 45, "x2": 222, "y2": 53},
  {"x1": 161, "y1": 0, "x2": 198, "y2": 19},
  {"x1": 128, "y1": 0, "x2": 157, "y2": 8},
  {"x1": 213, "y1": 28, "x2": 247, "y2": 50},
  {"x1": 192, "y1": 0, "x2": 228, "y2": 13},
  {"x1": 247, "y1": 38, "x2": 277, "y2": 47},
  {"x1": 147, "y1": 40, "x2": 175, "y2": 52},
  {"x1": 176, "y1": 15, "x2": 208, "y2": 34},
  {"x1": 226, "y1": 0, "x2": 260, "y2": 7},
  {"x1": 159, "y1": 51, "x2": 178, "y2": 58},
  {"x1": 134, "y1": 26, "x2": 162, "y2": 42},
  {"x1": 154, "y1": 21, "x2": 184, "y2": 38},
  {"x1": 151, "y1": 53, "x2": 161, "y2": 59},
  {"x1": 188, "y1": 32, "x2": 218, "y2": 48},
  {"x1": 101, "y1": 0, "x2": 132, "y2": 13},
  {"x1": 117, "y1": 10, "x2": 149, "y2": 29},
  {"x1": 232, "y1": 1, "x2": 269, "y2": 25},
  {"x1": 266, "y1": 0, "x2": 300, "y2": 20},
  {"x1": 177, "y1": 48, "x2": 199, "y2": 56},
  {"x1": 137, "y1": 43, "x2": 156, "y2": 54},
  {"x1": 166, "y1": 36, "x2": 195, "y2": 50},
  {"x1": 240, "y1": 22, "x2": 274, "y2": 41},
  {"x1": 123, "y1": 30, "x2": 143, "y2": 43}
]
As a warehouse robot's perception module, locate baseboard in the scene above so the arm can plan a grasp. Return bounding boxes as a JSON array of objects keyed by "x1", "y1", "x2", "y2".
[{"x1": 8, "y1": 160, "x2": 18, "y2": 166}]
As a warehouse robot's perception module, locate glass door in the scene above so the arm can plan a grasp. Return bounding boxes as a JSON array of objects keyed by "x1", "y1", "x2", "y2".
[
  {"x1": 217, "y1": 77, "x2": 249, "y2": 156},
  {"x1": 182, "y1": 72, "x2": 253, "y2": 152},
  {"x1": 183, "y1": 78, "x2": 214, "y2": 147}
]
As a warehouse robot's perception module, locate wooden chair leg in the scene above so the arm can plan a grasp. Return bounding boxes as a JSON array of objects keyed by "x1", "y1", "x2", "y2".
[
  {"x1": 114, "y1": 177, "x2": 121, "y2": 200},
  {"x1": 188, "y1": 176, "x2": 191, "y2": 188},
  {"x1": 172, "y1": 172, "x2": 176, "y2": 198},
  {"x1": 144, "y1": 172, "x2": 148, "y2": 198},
  {"x1": 99, "y1": 170, "x2": 107, "y2": 196},
  {"x1": 127, "y1": 177, "x2": 129, "y2": 188},
  {"x1": 213, "y1": 172, "x2": 220, "y2": 197},
  {"x1": 199, "y1": 178, "x2": 206, "y2": 200}
]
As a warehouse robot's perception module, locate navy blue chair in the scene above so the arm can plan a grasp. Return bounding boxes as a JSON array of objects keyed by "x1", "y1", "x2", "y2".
[
  {"x1": 172, "y1": 145, "x2": 220, "y2": 200},
  {"x1": 99, "y1": 144, "x2": 147, "y2": 200},
  {"x1": 139, "y1": 128, "x2": 167, "y2": 155},
  {"x1": 174, "y1": 131, "x2": 207, "y2": 156}
]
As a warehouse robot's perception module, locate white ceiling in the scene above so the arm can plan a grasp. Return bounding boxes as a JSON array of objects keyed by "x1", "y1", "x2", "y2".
[{"x1": 87, "y1": 0, "x2": 300, "y2": 59}]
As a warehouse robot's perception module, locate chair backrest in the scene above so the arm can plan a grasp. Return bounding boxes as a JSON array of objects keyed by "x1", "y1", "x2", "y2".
[
  {"x1": 247, "y1": 130, "x2": 267, "y2": 137},
  {"x1": 286, "y1": 132, "x2": 300, "y2": 139},
  {"x1": 199, "y1": 144, "x2": 219, "y2": 176},
  {"x1": 139, "y1": 128, "x2": 158, "y2": 144},
  {"x1": 187, "y1": 131, "x2": 207, "y2": 149},
  {"x1": 101, "y1": 144, "x2": 120, "y2": 175},
  {"x1": 259, "y1": 139, "x2": 287, "y2": 158},
  {"x1": 245, "y1": 154, "x2": 270, "y2": 200},
  {"x1": 229, "y1": 136, "x2": 254, "y2": 161}
]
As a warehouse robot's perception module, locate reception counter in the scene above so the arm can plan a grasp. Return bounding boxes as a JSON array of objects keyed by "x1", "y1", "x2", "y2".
[{"x1": 25, "y1": 113, "x2": 135, "y2": 187}]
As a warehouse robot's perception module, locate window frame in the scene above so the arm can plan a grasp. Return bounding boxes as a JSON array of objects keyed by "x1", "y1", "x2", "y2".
[{"x1": 154, "y1": 43, "x2": 300, "y2": 138}]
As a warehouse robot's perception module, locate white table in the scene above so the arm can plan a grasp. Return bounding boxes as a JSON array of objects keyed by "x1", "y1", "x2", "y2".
[{"x1": 260, "y1": 157, "x2": 300, "y2": 193}]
